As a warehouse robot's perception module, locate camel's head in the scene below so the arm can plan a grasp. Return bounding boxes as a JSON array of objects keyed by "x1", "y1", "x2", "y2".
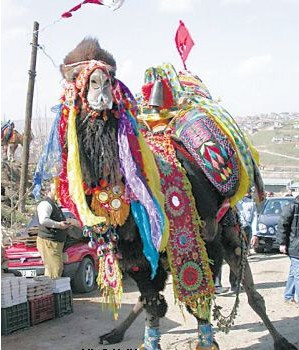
[{"x1": 60, "y1": 38, "x2": 117, "y2": 116}]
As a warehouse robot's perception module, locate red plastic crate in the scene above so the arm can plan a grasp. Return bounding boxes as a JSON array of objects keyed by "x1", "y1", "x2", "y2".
[{"x1": 29, "y1": 294, "x2": 55, "y2": 326}]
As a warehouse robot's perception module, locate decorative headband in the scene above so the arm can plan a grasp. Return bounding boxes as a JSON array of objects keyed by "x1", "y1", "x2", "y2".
[
  {"x1": 64, "y1": 59, "x2": 114, "y2": 70},
  {"x1": 62, "y1": 60, "x2": 122, "y2": 117}
]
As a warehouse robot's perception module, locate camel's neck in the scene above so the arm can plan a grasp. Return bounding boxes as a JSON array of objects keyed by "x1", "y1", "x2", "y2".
[
  {"x1": 17, "y1": 132, "x2": 23, "y2": 145},
  {"x1": 76, "y1": 111, "x2": 121, "y2": 188},
  {"x1": 7, "y1": 130, "x2": 23, "y2": 145}
]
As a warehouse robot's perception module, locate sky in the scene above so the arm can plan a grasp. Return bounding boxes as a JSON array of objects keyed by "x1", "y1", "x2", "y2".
[{"x1": 1, "y1": 0, "x2": 299, "y2": 122}]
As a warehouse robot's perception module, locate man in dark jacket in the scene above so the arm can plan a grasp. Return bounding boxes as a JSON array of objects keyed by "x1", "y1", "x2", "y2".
[
  {"x1": 277, "y1": 195, "x2": 299, "y2": 305},
  {"x1": 36, "y1": 183, "x2": 71, "y2": 278}
]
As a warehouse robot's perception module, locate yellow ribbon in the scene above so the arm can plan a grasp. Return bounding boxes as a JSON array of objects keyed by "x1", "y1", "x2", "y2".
[
  {"x1": 67, "y1": 106, "x2": 106, "y2": 226},
  {"x1": 138, "y1": 133, "x2": 170, "y2": 251}
]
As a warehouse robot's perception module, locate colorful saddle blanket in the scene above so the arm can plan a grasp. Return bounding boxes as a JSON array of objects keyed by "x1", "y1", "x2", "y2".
[
  {"x1": 174, "y1": 108, "x2": 240, "y2": 197},
  {"x1": 1, "y1": 124, "x2": 14, "y2": 143}
]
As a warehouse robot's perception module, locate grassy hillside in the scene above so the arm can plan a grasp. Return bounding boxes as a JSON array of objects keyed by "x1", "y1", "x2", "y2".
[{"x1": 248, "y1": 127, "x2": 299, "y2": 167}]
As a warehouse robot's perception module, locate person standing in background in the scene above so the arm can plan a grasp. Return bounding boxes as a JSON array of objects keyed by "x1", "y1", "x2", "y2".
[
  {"x1": 277, "y1": 195, "x2": 299, "y2": 305},
  {"x1": 236, "y1": 189, "x2": 258, "y2": 247},
  {"x1": 285, "y1": 189, "x2": 294, "y2": 197},
  {"x1": 36, "y1": 183, "x2": 71, "y2": 278}
]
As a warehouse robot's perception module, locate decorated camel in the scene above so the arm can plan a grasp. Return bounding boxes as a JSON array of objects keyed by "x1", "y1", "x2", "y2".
[
  {"x1": 33, "y1": 38, "x2": 297, "y2": 350},
  {"x1": 1, "y1": 122, "x2": 31, "y2": 162}
]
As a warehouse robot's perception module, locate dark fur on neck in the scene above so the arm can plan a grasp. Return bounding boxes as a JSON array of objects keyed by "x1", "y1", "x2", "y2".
[{"x1": 75, "y1": 110, "x2": 120, "y2": 187}]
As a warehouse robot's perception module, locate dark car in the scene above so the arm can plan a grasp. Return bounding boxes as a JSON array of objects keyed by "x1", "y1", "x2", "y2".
[
  {"x1": 255, "y1": 196, "x2": 295, "y2": 253},
  {"x1": 3, "y1": 208, "x2": 99, "y2": 293}
]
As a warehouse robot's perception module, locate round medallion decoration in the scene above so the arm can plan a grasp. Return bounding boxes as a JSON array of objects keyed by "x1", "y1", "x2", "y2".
[
  {"x1": 112, "y1": 185, "x2": 122, "y2": 196},
  {"x1": 165, "y1": 186, "x2": 185, "y2": 217},
  {"x1": 179, "y1": 261, "x2": 203, "y2": 291},
  {"x1": 98, "y1": 191, "x2": 109, "y2": 203},
  {"x1": 111, "y1": 198, "x2": 121, "y2": 210},
  {"x1": 173, "y1": 227, "x2": 193, "y2": 254}
]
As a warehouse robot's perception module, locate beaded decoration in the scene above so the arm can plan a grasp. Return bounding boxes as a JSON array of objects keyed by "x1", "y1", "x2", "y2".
[{"x1": 83, "y1": 224, "x2": 123, "y2": 317}]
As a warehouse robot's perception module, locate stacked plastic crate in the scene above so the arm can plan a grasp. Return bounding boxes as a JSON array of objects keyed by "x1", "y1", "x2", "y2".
[
  {"x1": 1, "y1": 277, "x2": 29, "y2": 335},
  {"x1": 27, "y1": 277, "x2": 55, "y2": 325},
  {"x1": 2, "y1": 276, "x2": 74, "y2": 334},
  {"x1": 51, "y1": 277, "x2": 73, "y2": 318}
]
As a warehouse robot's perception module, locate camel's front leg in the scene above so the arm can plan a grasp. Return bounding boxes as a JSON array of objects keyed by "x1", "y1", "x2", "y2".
[
  {"x1": 7, "y1": 144, "x2": 15, "y2": 162},
  {"x1": 138, "y1": 311, "x2": 161, "y2": 350},
  {"x1": 99, "y1": 299, "x2": 143, "y2": 345},
  {"x1": 224, "y1": 249, "x2": 297, "y2": 350},
  {"x1": 2, "y1": 144, "x2": 8, "y2": 160},
  {"x1": 99, "y1": 260, "x2": 168, "y2": 347},
  {"x1": 132, "y1": 263, "x2": 168, "y2": 350}
]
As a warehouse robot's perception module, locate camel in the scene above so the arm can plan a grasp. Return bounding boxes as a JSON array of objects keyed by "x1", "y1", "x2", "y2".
[
  {"x1": 33, "y1": 38, "x2": 297, "y2": 350},
  {"x1": 1, "y1": 129, "x2": 29, "y2": 162}
]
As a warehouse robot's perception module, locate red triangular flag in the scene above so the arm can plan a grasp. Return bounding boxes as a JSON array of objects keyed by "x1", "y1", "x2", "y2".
[
  {"x1": 61, "y1": 0, "x2": 124, "y2": 18},
  {"x1": 83, "y1": 0, "x2": 102, "y2": 4},
  {"x1": 175, "y1": 20, "x2": 194, "y2": 70},
  {"x1": 61, "y1": 0, "x2": 103, "y2": 18}
]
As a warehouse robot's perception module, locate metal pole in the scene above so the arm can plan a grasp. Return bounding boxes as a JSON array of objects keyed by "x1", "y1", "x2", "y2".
[{"x1": 18, "y1": 21, "x2": 39, "y2": 212}]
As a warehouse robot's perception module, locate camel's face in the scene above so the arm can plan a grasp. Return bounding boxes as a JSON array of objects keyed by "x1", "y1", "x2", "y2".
[{"x1": 86, "y1": 68, "x2": 113, "y2": 112}]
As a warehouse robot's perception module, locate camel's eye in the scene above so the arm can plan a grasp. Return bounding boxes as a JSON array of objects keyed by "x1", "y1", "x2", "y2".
[{"x1": 90, "y1": 79, "x2": 101, "y2": 89}]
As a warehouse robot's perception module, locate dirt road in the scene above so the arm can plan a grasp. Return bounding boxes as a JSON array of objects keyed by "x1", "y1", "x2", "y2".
[
  {"x1": 2, "y1": 253, "x2": 299, "y2": 350},
  {"x1": 258, "y1": 150, "x2": 299, "y2": 161}
]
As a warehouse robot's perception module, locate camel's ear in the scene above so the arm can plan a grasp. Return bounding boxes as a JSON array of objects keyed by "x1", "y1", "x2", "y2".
[{"x1": 60, "y1": 63, "x2": 86, "y2": 82}]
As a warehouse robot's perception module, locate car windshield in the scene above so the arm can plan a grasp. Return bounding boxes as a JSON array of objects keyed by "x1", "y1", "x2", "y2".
[{"x1": 263, "y1": 198, "x2": 294, "y2": 215}]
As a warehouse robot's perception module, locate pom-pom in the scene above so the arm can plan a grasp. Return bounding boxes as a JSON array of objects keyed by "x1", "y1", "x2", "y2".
[
  {"x1": 142, "y1": 82, "x2": 154, "y2": 102},
  {"x1": 141, "y1": 79, "x2": 174, "y2": 108}
]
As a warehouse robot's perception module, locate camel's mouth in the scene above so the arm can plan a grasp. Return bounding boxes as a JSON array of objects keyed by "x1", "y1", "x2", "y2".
[{"x1": 87, "y1": 93, "x2": 113, "y2": 112}]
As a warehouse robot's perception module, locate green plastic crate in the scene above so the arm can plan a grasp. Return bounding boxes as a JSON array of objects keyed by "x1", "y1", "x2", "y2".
[
  {"x1": 1, "y1": 302, "x2": 30, "y2": 335},
  {"x1": 54, "y1": 290, "x2": 73, "y2": 318}
]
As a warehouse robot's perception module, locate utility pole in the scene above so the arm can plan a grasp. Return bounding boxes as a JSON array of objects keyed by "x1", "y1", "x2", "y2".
[{"x1": 18, "y1": 21, "x2": 39, "y2": 212}]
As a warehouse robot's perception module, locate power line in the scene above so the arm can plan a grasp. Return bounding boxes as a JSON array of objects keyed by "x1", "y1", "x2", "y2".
[{"x1": 31, "y1": 43, "x2": 59, "y2": 69}]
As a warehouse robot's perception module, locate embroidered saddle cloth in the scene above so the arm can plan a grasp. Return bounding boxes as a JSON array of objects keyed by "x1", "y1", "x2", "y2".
[{"x1": 174, "y1": 108, "x2": 240, "y2": 197}]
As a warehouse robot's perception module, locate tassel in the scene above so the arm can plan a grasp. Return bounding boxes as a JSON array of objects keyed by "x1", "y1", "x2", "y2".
[
  {"x1": 97, "y1": 252, "x2": 123, "y2": 320},
  {"x1": 142, "y1": 82, "x2": 154, "y2": 102},
  {"x1": 91, "y1": 190, "x2": 130, "y2": 227}
]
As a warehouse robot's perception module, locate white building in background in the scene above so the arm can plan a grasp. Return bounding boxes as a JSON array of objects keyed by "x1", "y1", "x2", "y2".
[{"x1": 263, "y1": 178, "x2": 293, "y2": 194}]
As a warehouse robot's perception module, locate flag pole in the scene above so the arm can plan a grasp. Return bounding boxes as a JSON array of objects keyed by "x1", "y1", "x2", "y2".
[{"x1": 19, "y1": 21, "x2": 39, "y2": 212}]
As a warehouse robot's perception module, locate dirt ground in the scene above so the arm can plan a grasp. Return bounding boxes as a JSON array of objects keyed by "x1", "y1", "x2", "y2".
[{"x1": 2, "y1": 252, "x2": 299, "y2": 350}]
